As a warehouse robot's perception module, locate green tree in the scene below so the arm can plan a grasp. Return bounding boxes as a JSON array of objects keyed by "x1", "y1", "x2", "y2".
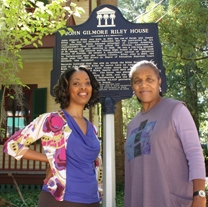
[
  {"x1": 122, "y1": 95, "x2": 141, "y2": 138},
  {"x1": 118, "y1": 0, "x2": 168, "y2": 22},
  {"x1": 154, "y1": 0, "x2": 208, "y2": 135},
  {"x1": 0, "y1": 0, "x2": 84, "y2": 134},
  {"x1": 118, "y1": 0, "x2": 150, "y2": 21},
  {"x1": 118, "y1": 0, "x2": 208, "y2": 140}
]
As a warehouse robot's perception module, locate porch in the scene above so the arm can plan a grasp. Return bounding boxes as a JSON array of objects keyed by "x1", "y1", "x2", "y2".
[{"x1": 0, "y1": 143, "x2": 46, "y2": 193}]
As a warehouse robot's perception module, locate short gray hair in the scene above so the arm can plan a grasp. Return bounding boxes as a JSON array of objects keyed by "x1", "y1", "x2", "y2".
[{"x1": 129, "y1": 60, "x2": 161, "y2": 84}]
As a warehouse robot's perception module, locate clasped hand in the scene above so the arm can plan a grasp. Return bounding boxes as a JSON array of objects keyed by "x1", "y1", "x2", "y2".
[{"x1": 43, "y1": 164, "x2": 53, "y2": 184}]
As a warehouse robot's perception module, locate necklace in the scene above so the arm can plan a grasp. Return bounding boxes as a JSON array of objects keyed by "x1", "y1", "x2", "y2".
[
  {"x1": 71, "y1": 115, "x2": 84, "y2": 119},
  {"x1": 64, "y1": 109, "x2": 84, "y2": 119}
]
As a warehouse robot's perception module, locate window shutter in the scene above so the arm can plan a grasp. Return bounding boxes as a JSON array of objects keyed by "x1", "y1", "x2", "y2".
[{"x1": 32, "y1": 88, "x2": 47, "y2": 120}]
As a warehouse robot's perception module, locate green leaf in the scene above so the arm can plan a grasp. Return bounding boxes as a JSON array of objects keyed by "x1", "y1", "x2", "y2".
[
  {"x1": 0, "y1": 0, "x2": 85, "y2": 130},
  {"x1": 38, "y1": 40, "x2": 43, "y2": 46},
  {"x1": 58, "y1": 29, "x2": 66, "y2": 36},
  {"x1": 32, "y1": 42, "x2": 38, "y2": 48}
]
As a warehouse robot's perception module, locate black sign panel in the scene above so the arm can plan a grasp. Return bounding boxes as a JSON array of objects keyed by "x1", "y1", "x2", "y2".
[{"x1": 51, "y1": 4, "x2": 166, "y2": 102}]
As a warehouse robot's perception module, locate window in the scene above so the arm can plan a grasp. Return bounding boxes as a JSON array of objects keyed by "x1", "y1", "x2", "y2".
[{"x1": 1, "y1": 85, "x2": 47, "y2": 140}]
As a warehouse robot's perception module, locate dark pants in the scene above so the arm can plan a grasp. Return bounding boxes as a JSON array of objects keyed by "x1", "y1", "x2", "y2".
[{"x1": 38, "y1": 191, "x2": 100, "y2": 207}]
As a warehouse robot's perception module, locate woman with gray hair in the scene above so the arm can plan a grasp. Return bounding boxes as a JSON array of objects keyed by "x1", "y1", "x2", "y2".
[{"x1": 124, "y1": 60, "x2": 206, "y2": 207}]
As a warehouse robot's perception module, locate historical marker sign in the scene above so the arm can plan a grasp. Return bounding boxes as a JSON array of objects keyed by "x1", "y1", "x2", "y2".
[{"x1": 51, "y1": 4, "x2": 166, "y2": 102}]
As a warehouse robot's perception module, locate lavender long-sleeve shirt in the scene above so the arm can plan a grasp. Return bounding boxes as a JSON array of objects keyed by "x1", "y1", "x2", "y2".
[{"x1": 124, "y1": 98, "x2": 205, "y2": 207}]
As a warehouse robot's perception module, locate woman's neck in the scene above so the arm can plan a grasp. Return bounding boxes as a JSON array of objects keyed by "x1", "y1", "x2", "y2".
[
  {"x1": 64, "y1": 106, "x2": 84, "y2": 119},
  {"x1": 141, "y1": 96, "x2": 162, "y2": 112}
]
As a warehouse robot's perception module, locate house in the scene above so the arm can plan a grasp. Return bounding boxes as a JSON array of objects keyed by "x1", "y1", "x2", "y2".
[{"x1": 0, "y1": 0, "x2": 102, "y2": 192}]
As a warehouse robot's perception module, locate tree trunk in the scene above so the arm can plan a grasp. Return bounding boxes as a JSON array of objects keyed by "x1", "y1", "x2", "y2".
[
  {"x1": 114, "y1": 101, "x2": 124, "y2": 183},
  {"x1": 185, "y1": 64, "x2": 199, "y2": 133}
]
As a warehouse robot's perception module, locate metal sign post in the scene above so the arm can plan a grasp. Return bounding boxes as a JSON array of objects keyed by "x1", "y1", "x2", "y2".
[
  {"x1": 51, "y1": 4, "x2": 166, "y2": 207},
  {"x1": 102, "y1": 97, "x2": 116, "y2": 207}
]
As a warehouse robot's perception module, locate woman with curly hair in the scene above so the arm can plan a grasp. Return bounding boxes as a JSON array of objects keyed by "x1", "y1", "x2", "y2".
[{"x1": 4, "y1": 66, "x2": 103, "y2": 207}]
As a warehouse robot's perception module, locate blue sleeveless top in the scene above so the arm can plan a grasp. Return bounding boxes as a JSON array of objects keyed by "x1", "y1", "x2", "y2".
[
  {"x1": 63, "y1": 110, "x2": 100, "y2": 203},
  {"x1": 40, "y1": 110, "x2": 100, "y2": 203}
]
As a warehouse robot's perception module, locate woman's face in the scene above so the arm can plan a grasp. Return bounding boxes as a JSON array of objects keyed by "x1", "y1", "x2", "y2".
[
  {"x1": 68, "y1": 70, "x2": 92, "y2": 106},
  {"x1": 131, "y1": 66, "x2": 161, "y2": 104}
]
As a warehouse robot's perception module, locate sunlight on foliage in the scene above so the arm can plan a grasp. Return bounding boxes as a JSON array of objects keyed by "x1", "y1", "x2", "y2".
[
  {"x1": 122, "y1": 95, "x2": 141, "y2": 138},
  {"x1": 118, "y1": 0, "x2": 208, "y2": 143},
  {"x1": 0, "y1": 0, "x2": 84, "y2": 135}
]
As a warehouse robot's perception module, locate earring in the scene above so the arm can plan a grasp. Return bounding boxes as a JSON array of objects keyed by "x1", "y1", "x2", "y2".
[
  {"x1": 132, "y1": 91, "x2": 135, "y2": 97},
  {"x1": 159, "y1": 86, "x2": 162, "y2": 92}
]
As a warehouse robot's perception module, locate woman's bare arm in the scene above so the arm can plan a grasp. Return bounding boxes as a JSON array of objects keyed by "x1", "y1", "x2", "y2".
[{"x1": 22, "y1": 148, "x2": 48, "y2": 162}]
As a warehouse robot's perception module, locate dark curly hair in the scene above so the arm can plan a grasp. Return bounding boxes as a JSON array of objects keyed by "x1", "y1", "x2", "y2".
[{"x1": 53, "y1": 65, "x2": 100, "y2": 109}]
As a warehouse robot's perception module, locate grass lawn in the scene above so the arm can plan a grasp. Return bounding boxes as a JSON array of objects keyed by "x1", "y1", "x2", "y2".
[{"x1": 0, "y1": 183, "x2": 124, "y2": 207}]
